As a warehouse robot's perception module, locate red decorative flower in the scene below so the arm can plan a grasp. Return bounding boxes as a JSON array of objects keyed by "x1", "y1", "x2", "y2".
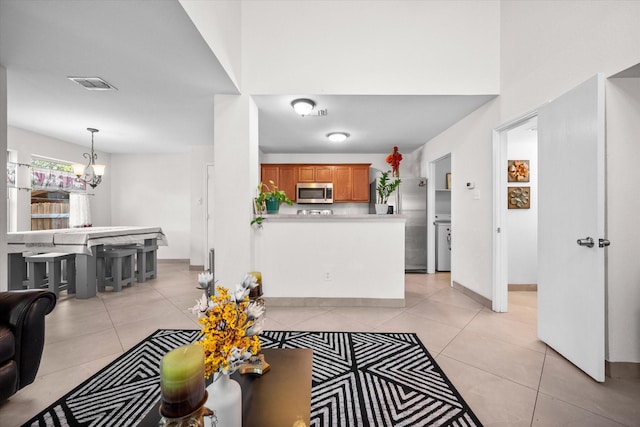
[{"x1": 386, "y1": 146, "x2": 402, "y2": 175}]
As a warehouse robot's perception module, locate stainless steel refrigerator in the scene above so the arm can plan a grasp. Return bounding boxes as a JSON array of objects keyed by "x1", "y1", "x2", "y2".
[{"x1": 399, "y1": 178, "x2": 428, "y2": 272}]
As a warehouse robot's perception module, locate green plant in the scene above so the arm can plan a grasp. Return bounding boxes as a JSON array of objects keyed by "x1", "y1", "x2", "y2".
[
  {"x1": 376, "y1": 171, "x2": 401, "y2": 204},
  {"x1": 256, "y1": 180, "x2": 293, "y2": 207},
  {"x1": 251, "y1": 180, "x2": 293, "y2": 226}
]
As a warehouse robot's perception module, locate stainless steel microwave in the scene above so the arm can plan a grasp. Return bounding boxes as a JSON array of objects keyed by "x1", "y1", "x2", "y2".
[{"x1": 296, "y1": 182, "x2": 333, "y2": 204}]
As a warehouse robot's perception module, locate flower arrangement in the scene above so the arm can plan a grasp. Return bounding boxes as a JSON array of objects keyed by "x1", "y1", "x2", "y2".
[
  {"x1": 190, "y1": 275, "x2": 264, "y2": 379},
  {"x1": 386, "y1": 146, "x2": 403, "y2": 177}
]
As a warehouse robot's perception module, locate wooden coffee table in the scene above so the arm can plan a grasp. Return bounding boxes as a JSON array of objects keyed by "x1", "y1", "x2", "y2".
[{"x1": 139, "y1": 348, "x2": 313, "y2": 427}]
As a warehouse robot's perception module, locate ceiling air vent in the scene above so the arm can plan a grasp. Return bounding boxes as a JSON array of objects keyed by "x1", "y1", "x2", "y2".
[{"x1": 67, "y1": 77, "x2": 117, "y2": 91}]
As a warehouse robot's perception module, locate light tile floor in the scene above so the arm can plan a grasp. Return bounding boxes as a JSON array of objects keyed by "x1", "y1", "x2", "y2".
[{"x1": 1, "y1": 262, "x2": 639, "y2": 426}]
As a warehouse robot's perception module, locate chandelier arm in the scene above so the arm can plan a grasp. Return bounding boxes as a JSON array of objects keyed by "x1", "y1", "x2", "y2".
[{"x1": 78, "y1": 127, "x2": 103, "y2": 189}]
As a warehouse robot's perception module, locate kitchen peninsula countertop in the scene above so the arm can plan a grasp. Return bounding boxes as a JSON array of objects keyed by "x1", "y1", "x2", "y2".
[{"x1": 258, "y1": 214, "x2": 407, "y2": 221}]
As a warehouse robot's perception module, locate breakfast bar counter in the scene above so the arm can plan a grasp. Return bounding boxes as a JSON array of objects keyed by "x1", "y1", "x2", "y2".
[{"x1": 254, "y1": 214, "x2": 406, "y2": 307}]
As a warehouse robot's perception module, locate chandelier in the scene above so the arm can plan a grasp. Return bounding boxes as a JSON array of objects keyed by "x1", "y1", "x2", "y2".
[{"x1": 72, "y1": 128, "x2": 105, "y2": 189}]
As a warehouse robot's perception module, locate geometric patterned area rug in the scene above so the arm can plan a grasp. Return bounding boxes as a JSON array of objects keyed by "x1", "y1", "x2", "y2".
[{"x1": 23, "y1": 329, "x2": 482, "y2": 427}]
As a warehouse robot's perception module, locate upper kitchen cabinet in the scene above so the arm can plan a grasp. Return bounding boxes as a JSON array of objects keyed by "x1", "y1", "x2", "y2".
[
  {"x1": 298, "y1": 165, "x2": 333, "y2": 183},
  {"x1": 261, "y1": 164, "x2": 297, "y2": 202},
  {"x1": 333, "y1": 164, "x2": 370, "y2": 202},
  {"x1": 351, "y1": 164, "x2": 370, "y2": 202},
  {"x1": 333, "y1": 165, "x2": 352, "y2": 201},
  {"x1": 278, "y1": 166, "x2": 297, "y2": 202},
  {"x1": 261, "y1": 163, "x2": 371, "y2": 203}
]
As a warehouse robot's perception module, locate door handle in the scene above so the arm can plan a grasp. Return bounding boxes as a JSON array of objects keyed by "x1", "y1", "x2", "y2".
[
  {"x1": 577, "y1": 237, "x2": 594, "y2": 248},
  {"x1": 599, "y1": 238, "x2": 610, "y2": 248}
]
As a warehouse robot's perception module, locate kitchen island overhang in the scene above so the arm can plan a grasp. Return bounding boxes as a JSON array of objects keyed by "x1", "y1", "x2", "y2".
[{"x1": 254, "y1": 215, "x2": 406, "y2": 307}]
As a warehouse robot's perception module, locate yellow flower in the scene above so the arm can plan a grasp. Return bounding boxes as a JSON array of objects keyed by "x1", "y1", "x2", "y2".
[{"x1": 196, "y1": 285, "x2": 261, "y2": 378}]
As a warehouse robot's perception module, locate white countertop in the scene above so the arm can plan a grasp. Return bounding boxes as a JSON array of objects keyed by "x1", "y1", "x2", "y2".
[{"x1": 257, "y1": 214, "x2": 407, "y2": 222}]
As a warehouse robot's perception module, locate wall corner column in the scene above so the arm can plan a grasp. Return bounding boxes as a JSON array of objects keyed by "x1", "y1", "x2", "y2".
[{"x1": 212, "y1": 94, "x2": 259, "y2": 286}]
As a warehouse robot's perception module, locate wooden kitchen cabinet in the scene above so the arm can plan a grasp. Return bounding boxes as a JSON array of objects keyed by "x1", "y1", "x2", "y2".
[
  {"x1": 261, "y1": 165, "x2": 297, "y2": 201},
  {"x1": 332, "y1": 166, "x2": 353, "y2": 201},
  {"x1": 261, "y1": 165, "x2": 279, "y2": 188},
  {"x1": 261, "y1": 163, "x2": 370, "y2": 203},
  {"x1": 333, "y1": 164, "x2": 370, "y2": 202},
  {"x1": 278, "y1": 166, "x2": 297, "y2": 202},
  {"x1": 351, "y1": 164, "x2": 370, "y2": 201},
  {"x1": 297, "y1": 165, "x2": 333, "y2": 182}
]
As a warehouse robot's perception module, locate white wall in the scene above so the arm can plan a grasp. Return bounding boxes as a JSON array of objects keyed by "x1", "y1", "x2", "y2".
[
  {"x1": 500, "y1": 1, "x2": 640, "y2": 120},
  {"x1": 213, "y1": 95, "x2": 260, "y2": 287},
  {"x1": 261, "y1": 153, "x2": 389, "y2": 174},
  {"x1": 7, "y1": 126, "x2": 112, "y2": 229},
  {"x1": 241, "y1": 0, "x2": 500, "y2": 95},
  {"x1": 506, "y1": 127, "x2": 537, "y2": 285},
  {"x1": 606, "y1": 76, "x2": 640, "y2": 362},
  {"x1": 109, "y1": 153, "x2": 189, "y2": 260},
  {"x1": 422, "y1": 99, "x2": 501, "y2": 296},
  {"x1": 179, "y1": 0, "x2": 242, "y2": 90}
]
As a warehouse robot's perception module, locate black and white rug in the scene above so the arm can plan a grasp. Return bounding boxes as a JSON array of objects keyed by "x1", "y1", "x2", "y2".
[{"x1": 23, "y1": 329, "x2": 482, "y2": 427}]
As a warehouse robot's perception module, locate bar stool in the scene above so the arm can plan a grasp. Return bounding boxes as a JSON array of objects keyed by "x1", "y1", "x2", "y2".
[
  {"x1": 97, "y1": 248, "x2": 136, "y2": 292},
  {"x1": 24, "y1": 253, "x2": 76, "y2": 296},
  {"x1": 116, "y1": 241, "x2": 158, "y2": 283},
  {"x1": 134, "y1": 243, "x2": 158, "y2": 283}
]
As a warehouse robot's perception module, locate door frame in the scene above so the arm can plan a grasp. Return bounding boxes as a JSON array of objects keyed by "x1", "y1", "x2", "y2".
[
  {"x1": 492, "y1": 110, "x2": 538, "y2": 312},
  {"x1": 427, "y1": 152, "x2": 452, "y2": 275},
  {"x1": 204, "y1": 163, "x2": 214, "y2": 271}
]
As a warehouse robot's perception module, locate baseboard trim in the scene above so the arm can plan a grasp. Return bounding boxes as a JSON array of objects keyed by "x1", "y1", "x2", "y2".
[
  {"x1": 452, "y1": 281, "x2": 492, "y2": 309},
  {"x1": 508, "y1": 284, "x2": 538, "y2": 291},
  {"x1": 158, "y1": 259, "x2": 189, "y2": 264},
  {"x1": 606, "y1": 361, "x2": 640, "y2": 379},
  {"x1": 189, "y1": 265, "x2": 205, "y2": 271},
  {"x1": 264, "y1": 297, "x2": 405, "y2": 308}
]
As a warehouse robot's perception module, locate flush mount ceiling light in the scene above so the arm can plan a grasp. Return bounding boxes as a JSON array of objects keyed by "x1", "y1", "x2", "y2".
[
  {"x1": 326, "y1": 132, "x2": 350, "y2": 143},
  {"x1": 291, "y1": 98, "x2": 316, "y2": 116},
  {"x1": 68, "y1": 76, "x2": 118, "y2": 91},
  {"x1": 72, "y1": 128, "x2": 106, "y2": 189}
]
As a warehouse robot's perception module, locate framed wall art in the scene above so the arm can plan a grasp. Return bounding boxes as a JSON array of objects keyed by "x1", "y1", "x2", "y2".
[
  {"x1": 508, "y1": 186, "x2": 530, "y2": 209},
  {"x1": 508, "y1": 160, "x2": 530, "y2": 182}
]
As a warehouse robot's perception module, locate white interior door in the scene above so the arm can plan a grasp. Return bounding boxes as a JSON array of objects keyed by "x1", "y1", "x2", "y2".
[{"x1": 538, "y1": 74, "x2": 606, "y2": 381}]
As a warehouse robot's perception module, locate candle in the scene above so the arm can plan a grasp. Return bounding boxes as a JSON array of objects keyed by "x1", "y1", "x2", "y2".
[{"x1": 160, "y1": 344, "x2": 205, "y2": 418}]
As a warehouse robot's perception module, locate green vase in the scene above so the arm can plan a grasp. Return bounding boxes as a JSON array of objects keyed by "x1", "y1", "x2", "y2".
[{"x1": 265, "y1": 197, "x2": 280, "y2": 214}]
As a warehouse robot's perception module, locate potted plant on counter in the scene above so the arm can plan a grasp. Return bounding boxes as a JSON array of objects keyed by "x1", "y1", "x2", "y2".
[
  {"x1": 255, "y1": 180, "x2": 293, "y2": 215},
  {"x1": 375, "y1": 171, "x2": 401, "y2": 215}
]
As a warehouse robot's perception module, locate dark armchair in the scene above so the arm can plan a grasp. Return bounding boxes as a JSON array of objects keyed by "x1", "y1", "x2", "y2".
[{"x1": 0, "y1": 290, "x2": 56, "y2": 402}]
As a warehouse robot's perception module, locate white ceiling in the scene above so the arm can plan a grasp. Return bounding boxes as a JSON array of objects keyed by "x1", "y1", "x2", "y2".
[
  {"x1": 0, "y1": 1, "x2": 495, "y2": 156},
  {"x1": 254, "y1": 94, "x2": 495, "y2": 154}
]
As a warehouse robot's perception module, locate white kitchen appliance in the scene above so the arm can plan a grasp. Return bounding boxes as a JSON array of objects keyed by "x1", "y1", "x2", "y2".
[{"x1": 436, "y1": 220, "x2": 451, "y2": 272}]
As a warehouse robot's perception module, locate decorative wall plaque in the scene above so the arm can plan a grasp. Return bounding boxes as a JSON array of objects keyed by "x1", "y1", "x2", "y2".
[
  {"x1": 508, "y1": 186, "x2": 530, "y2": 209},
  {"x1": 508, "y1": 160, "x2": 530, "y2": 182}
]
